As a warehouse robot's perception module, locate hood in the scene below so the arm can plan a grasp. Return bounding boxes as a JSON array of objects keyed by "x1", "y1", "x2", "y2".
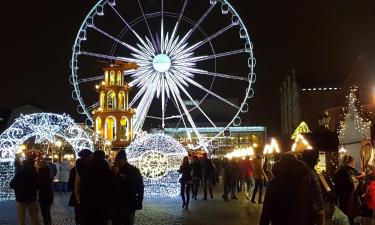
[{"x1": 272, "y1": 157, "x2": 309, "y2": 183}]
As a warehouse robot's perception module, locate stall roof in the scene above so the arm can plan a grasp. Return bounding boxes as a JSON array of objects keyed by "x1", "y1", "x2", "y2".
[{"x1": 302, "y1": 132, "x2": 339, "y2": 152}]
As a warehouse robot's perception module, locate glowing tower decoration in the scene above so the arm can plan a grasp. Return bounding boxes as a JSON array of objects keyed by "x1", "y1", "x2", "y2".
[
  {"x1": 126, "y1": 133, "x2": 187, "y2": 198},
  {"x1": 291, "y1": 121, "x2": 311, "y2": 140},
  {"x1": 93, "y1": 62, "x2": 139, "y2": 148}
]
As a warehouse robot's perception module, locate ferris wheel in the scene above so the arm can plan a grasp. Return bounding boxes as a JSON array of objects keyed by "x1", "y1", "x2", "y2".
[{"x1": 70, "y1": 0, "x2": 256, "y2": 148}]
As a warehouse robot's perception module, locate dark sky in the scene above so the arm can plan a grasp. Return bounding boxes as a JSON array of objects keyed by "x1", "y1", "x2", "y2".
[{"x1": 1, "y1": 0, "x2": 374, "y2": 135}]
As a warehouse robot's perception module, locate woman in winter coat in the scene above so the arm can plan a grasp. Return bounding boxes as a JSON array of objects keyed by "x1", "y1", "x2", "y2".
[
  {"x1": 334, "y1": 155, "x2": 361, "y2": 224},
  {"x1": 37, "y1": 160, "x2": 54, "y2": 225},
  {"x1": 178, "y1": 156, "x2": 192, "y2": 209}
]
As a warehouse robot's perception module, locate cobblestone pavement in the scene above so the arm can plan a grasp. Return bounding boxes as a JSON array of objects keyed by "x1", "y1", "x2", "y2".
[{"x1": 0, "y1": 187, "x2": 262, "y2": 225}]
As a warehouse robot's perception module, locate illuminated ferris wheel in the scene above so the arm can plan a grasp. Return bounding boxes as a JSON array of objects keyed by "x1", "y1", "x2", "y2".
[{"x1": 70, "y1": 0, "x2": 256, "y2": 148}]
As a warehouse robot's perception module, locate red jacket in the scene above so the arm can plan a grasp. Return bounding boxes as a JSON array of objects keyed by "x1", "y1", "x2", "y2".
[
  {"x1": 365, "y1": 181, "x2": 375, "y2": 209},
  {"x1": 240, "y1": 160, "x2": 253, "y2": 178}
]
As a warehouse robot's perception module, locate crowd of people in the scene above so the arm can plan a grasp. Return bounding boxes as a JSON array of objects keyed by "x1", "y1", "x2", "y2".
[
  {"x1": 9, "y1": 147, "x2": 375, "y2": 225},
  {"x1": 10, "y1": 149, "x2": 144, "y2": 225},
  {"x1": 177, "y1": 153, "x2": 269, "y2": 207},
  {"x1": 259, "y1": 151, "x2": 375, "y2": 225}
]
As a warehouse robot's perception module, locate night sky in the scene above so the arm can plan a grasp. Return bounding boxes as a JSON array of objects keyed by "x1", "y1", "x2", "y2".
[{"x1": 1, "y1": 0, "x2": 374, "y2": 135}]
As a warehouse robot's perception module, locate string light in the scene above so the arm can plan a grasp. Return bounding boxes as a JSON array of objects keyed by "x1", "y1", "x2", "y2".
[
  {"x1": 291, "y1": 121, "x2": 311, "y2": 140},
  {"x1": 0, "y1": 113, "x2": 94, "y2": 201},
  {"x1": 225, "y1": 147, "x2": 254, "y2": 159},
  {"x1": 126, "y1": 133, "x2": 187, "y2": 198},
  {"x1": 292, "y1": 134, "x2": 313, "y2": 152},
  {"x1": 263, "y1": 138, "x2": 280, "y2": 154},
  {"x1": 338, "y1": 86, "x2": 372, "y2": 140}
]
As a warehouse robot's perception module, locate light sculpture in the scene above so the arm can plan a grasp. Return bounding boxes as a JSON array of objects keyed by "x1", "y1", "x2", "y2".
[
  {"x1": 70, "y1": 0, "x2": 256, "y2": 150},
  {"x1": 126, "y1": 133, "x2": 187, "y2": 198},
  {"x1": 0, "y1": 113, "x2": 94, "y2": 201}
]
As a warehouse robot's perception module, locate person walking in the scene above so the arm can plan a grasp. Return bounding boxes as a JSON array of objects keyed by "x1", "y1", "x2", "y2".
[
  {"x1": 58, "y1": 159, "x2": 70, "y2": 194},
  {"x1": 10, "y1": 157, "x2": 40, "y2": 225},
  {"x1": 222, "y1": 157, "x2": 233, "y2": 201},
  {"x1": 37, "y1": 160, "x2": 54, "y2": 225},
  {"x1": 201, "y1": 153, "x2": 215, "y2": 200},
  {"x1": 191, "y1": 156, "x2": 202, "y2": 200},
  {"x1": 334, "y1": 155, "x2": 361, "y2": 224},
  {"x1": 178, "y1": 156, "x2": 192, "y2": 209},
  {"x1": 230, "y1": 158, "x2": 240, "y2": 199},
  {"x1": 80, "y1": 150, "x2": 114, "y2": 225},
  {"x1": 260, "y1": 153, "x2": 312, "y2": 225},
  {"x1": 71, "y1": 149, "x2": 93, "y2": 225},
  {"x1": 112, "y1": 150, "x2": 144, "y2": 225},
  {"x1": 301, "y1": 150, "x2": 325, "y2": 225},
  {"x1": 251, "y1": 155, "x2": 268, "y2": 203},
  {"x1": 240, "y1": 156, "x2": 254, "y2": 193}
]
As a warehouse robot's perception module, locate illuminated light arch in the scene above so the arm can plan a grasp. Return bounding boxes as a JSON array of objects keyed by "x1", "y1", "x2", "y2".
[
  {"x1": 126, "y1": 133, "x2": 188, "y2": 198},
  {"x1": 0, "y1": 113, "x2": 94, "y2": 200}
]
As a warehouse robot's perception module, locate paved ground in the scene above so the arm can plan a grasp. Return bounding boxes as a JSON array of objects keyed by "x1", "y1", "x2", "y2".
[{"x1": 0, "y1": 185, "x2": 262, "y2": 225}]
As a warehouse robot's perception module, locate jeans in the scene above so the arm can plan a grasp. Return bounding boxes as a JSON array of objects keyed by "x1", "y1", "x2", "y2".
[
  {"x1": 16, "y1": 201, "x2": 40, "y2": 225},
  {"x1": 192, "y1": 177, "x2": 200, "y2": 199},
  {"x1": 180, "y1": 182, "x2": 191, "y2": 205},
  {"x1": 59, "y1": 182, "x2": 68, "y2": 193},
  {"x1": 40, "y1": 203, "x2": 52, "y2": 225},
  {"x1": 203, "y1": 177, "x2": 213, "y2": 199},
  {"x1": 245, "y1": 177, "x2": 254, "y2": 192},
  {"x1": 251, "y1": 179, "x2": 264, "y2": 202}
]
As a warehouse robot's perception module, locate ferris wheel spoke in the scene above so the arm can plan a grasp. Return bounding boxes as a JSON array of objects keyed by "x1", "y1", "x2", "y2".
[
  {"x1": 166, "y1": 75, "x2": 202, "y2": 141},
  {"x1": 166, "y1": 0, "x2": 188, "y2": 53},
  {"x1": 79, "y1": 50, "x2": 136, "y2": 62},
  {"x1": 172, "y1": 23, "x2": 235, "y2": 59},
  {"x1": 186, "y1": 68, "x2": 248, "y2": 81},
  {"x1": 77, "y1": 76, "x2": 103, "y2": 84},
  {"x1": 174, "y1": 69, "x2": 240, "y2": 109},
  {"x1": 188, "y1": 49, "x2": 248, "y2": 62},
  {"x1": 91, "y1": 25, "x2": 152, "y2": 60},
  {"x1": 134, "y1": 79, "x2": 157, "y2": 133},
  {"x1": 172, "y1": 76, "x2": 217, "y2": 128},
  {"x1": 86, "y1": 102, "x2": 99, "y2": 111},
  {"x1": 109, "y1": 4, "x2": 156, "y2": 55},
  {"x1": 184, "y1": 2, "x2": 217, "y2": 42},
  {"x1": 136, "y1": 0, "x2": 157, "y2": 51}
]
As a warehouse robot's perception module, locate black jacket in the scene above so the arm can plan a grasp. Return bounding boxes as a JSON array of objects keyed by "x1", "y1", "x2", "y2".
[
  {"x1": 37, "y1": 171, "x2": 54, "y2": 205},
  {"x1": 10, "y1": 166, "x2": 38, "y2": 202},
  {"x1": 179, "y1": 163, "x2": 192, "y2": 182},
  {"x1": 260, "y1": 156, "x2": 312, "y2": 225},
  {"x1": 114, "y1": 163, "x2": 144, "y2": 211},
  {"x1": 191, "y1": 160, "x2": 202, "y2": 178},
  {"x1": 68, "y1": 166, "x2": 77, "y2": 207}
]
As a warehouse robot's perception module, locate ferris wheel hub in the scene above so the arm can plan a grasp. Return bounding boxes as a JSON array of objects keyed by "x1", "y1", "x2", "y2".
[{"x1": 152, "y1": 54, "x2": 171, "y2": 72}]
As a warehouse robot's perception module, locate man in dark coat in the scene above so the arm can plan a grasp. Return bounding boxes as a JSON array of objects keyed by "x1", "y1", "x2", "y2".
[
  {"x1": 10, "y1": 157, "x2": 40, "y2": 225},
  {"x1": 201, "y1": 153, "x2": 215, "y2": 200},
  {"x1": 112, "y1": 150, "x2": 144, "y2": 225},
  {"x1": 260, "y1": 153, "x2": 312, "y2": 225},
  {"x1": 79, "y1": 150, "x2": 113, "y2": 225},
  {"x1": 191, "y1": 156, "x2": 202, "y2": 200}
]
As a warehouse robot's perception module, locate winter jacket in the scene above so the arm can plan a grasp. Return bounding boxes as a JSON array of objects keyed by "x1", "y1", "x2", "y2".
[
  {"x1": 114, "y1": 163, "x2": 144, "y2": 211},
  {"x1": 68, "y1": 166, "x2": 77, "y2": 207},
  {"x1": 10, "y1": 165, "x2": 38, "y2": 202},
  {"x1": 240, "y1": 159, "x2": 253, "y2": 179},
  {"x1": 37, "y1": 171, "x2": 54, "y2": 205},
  {"x1": 252, "y1": 159, "x2": 267, "y2": 180},
  {"x1": 179, "y1": 163, "x2": 192, "y2": 183},
  {"x1": 191, "y1": 160, "x2": 202, "y2": 179},
  {"x1": 365, "y1": 180, "x2": 375, "y2": 209},
  {"x1": 260, "y1": 156, "x2": 312, "y2": 225},
  {"x1": 201, "y1": 158, "x2": 215, "y2": 179}
]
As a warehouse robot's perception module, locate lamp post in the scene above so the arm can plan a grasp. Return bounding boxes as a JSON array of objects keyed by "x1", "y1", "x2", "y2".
[{"x1": 53, "y1": 140, "x2": 62, "y2": 162}]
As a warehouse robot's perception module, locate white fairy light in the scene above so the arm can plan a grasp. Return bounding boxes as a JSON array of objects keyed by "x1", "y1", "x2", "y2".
[
  {"x1": 126, "y1": 133, "x2": 187, "y2": 198},
  {"x1": 0, "y1": 113, "x2": 94, "y2": 201}
]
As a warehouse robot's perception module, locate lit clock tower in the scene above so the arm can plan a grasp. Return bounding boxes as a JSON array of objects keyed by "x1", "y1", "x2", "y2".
[{"x1": 93, "y1": 62, "x2": 139, "y2": 149}]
